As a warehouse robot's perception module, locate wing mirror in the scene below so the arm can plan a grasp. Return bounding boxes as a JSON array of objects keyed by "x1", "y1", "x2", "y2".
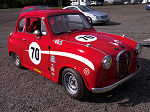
[{"x1": 33, "y1": 30, "x2": 41, "y2": 40}]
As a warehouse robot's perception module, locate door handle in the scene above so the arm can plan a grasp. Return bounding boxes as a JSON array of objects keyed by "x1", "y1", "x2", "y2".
[{"x1": 22, "y1": 38, "x2": 27, "y2": 41}]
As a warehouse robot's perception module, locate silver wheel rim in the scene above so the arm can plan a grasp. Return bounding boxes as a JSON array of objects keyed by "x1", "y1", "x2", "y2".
[
  {"x1": 14, "y1": 55, "x2": 20, "y2": 66},
  {"x1": 87, "y1": 17, "x2": 92, "y2": 24},
  {"x1": 64, "y1": 72, "x2": 78, "y2": 94}
]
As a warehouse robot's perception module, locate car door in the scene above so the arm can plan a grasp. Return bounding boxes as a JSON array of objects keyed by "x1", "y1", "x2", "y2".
[
  {"x1": 22, "y1": 17, "x2": 51, "y2": 76},
  {"x1": 14, "y1": 17, "x2": 26, "y2": 62}
]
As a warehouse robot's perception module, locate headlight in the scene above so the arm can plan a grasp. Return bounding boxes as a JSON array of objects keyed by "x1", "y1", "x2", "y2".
[
  {"x1": 102, "y1": 55, "x2": 112, "y2": 69},
  {"x1": 94, "y1": 15, "x2": 99, "y2": 19},
  {"x1": 135, "y1": 43, "x2": 142, "y2": 55}
]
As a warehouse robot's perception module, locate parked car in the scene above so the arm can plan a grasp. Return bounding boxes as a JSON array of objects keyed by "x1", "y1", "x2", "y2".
[
  {"x1": 8, "y1": 8, "x2": 142, "y2": 99},
  {"x1": 146, "y1": 4, "x2": 150, "y2": 10},
  {"x1": 20, "y1": 5, "x2": 51, "y2": 16},
  {"x1": 63, "y1": 5, "x2": 110, "y2": 24}
]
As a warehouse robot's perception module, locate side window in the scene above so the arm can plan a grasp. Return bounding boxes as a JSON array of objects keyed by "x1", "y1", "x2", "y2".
[
  {"x1": 26, "y1": 18, "x2": 47, "y2": 35},
  {"x1": 41, "y1": 20, "x2": 47, "y2": 35},
  {"x1": 18, "y1": 18, "x2": 25, "y2": 32},
  {"x1": 71, "y1": 7, "x2": 79, "y2": 11},
  {"x1": 66, "y1": 7, "x2": 71, "y2": 9},
  {"x1": 23, "y1": 8, "x2": 35, "y2": 13}
]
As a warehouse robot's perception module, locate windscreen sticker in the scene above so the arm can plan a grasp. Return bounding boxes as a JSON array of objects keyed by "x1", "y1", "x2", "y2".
[
  {"x1": 29, "y1": 42, "x2": 41, "y2": 65},
  {"x1": 75, "y1": 35, "x2": 97, "y2": 42}
]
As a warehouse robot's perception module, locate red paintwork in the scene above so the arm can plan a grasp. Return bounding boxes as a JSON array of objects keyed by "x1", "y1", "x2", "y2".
[{"x1": 8, "y1": 9, "x2": 139, "y2": 91}]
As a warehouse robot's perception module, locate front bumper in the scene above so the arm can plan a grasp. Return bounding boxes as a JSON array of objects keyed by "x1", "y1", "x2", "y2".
[{"x1": 91, "y1": 65, "x2": 141, "y2": 93}]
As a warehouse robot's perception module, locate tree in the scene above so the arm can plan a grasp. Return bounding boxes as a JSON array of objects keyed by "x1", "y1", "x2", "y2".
[{"x1": 57, "y1": 0, "x2": 62, "y2": 7}]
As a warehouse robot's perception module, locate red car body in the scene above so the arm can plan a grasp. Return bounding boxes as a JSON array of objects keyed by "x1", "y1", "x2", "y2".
[{"x1": 8, "y1": 9, "x2": 141, "y2": 98}]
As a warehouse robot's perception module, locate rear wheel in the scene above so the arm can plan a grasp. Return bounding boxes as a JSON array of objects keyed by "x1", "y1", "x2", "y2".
[
  {"x1": 12, "y1": 53, "x2": 23, "y2": 68},
  {"x1": 62, "y1": 68, "x2": 86, "y2": 99}
]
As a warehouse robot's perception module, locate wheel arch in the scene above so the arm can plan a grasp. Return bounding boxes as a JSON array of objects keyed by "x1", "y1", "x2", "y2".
[{"x1": 58, "y1": 66, "x2": 89, "y2": 90}]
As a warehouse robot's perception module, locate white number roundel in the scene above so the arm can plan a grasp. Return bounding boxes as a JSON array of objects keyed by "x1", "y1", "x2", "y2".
[
  {"x1": 29, "y1": 42, "x2": 41, "y2": 65},
  {"x1": 75, "y1": 35, "x2": 97, "y2": 42}
]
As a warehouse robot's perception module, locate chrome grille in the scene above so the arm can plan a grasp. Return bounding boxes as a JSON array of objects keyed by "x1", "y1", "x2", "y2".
[{"x1": 116, "y1": 50, "x2": 132, "y2": 78}]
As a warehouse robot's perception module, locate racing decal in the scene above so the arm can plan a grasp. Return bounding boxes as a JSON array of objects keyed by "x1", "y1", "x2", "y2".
[
  {"x1": 26, "y1": 48, "x2": 95, "y2": 70},
  {"x1": 50, "y1": 55, "x2": 56, "y2": 63},
  {"x1": 109, "y1": 40, "x2": 122, "y2": 47},
  {"x1": 109, "y1": 42, "x2": 119, "y2": 46},
  {"x1": 41, "y1": 51, "x2": 95, "y2": 71},
  {"x1": 83, "y1": 68, "x2": 90, "y2": 75},
  {"x1": 50, "y1": 64, "x2": 55, "y2": 72},
  {"x1": 29, "y1": 42, "x2": 41, "y2": 65},
  {"x1": 55, "y1": 39, "x2": 62, "y2": 45},
  {"x1": 51, "y1": 72, "x2": 55, "y2": 77},
  {"x1": 34, "y1": 67, "x2": 42, "y2": 74},
  {"x1": 75, "y1": 35, "x2": 97, "y2": 42}
]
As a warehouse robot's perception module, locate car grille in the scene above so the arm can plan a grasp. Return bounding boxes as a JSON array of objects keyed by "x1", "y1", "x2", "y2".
[
  {"x1": 116, "y1": 50, "x2": 132, "y2": 78},
  {"x1": 101, "y1": 15, "x2": 108, "y2": 19}
]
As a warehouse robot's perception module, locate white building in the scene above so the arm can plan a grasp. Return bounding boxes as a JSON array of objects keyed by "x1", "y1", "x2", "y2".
[
  {"x1": 142, "y1": 0, "x2": 150, "y2": 3},
  {"x1": 70, "y1": 0, "x2": 91, "y2": 5}
]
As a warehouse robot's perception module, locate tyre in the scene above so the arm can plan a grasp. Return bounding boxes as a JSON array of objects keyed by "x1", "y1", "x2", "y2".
[
  {"x1": 12, "y1": 53, "x2": 23, "y2": 68},
  {"x1": 87, "y1": 16, "x2": 92, "y2": 24},
  {"x1": 62, "y1": 68, "x2": 86, "y2": 99}
]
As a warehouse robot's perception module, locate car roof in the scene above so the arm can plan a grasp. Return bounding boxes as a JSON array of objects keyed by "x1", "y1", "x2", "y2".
[{"x1": 20, "y1": 9, "x2": 81, "y2": 18}]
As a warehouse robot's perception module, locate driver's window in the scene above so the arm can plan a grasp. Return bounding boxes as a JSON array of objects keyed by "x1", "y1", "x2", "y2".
[
  {"x1": 26, "y1": 17, "x2": 47, "y2": 35},
  {"x1": 41, "y1": 20, "x2": 47, "y2": 35},
  {"x1": 18, "y1": 18, "x2": 25, "y2": 32}
]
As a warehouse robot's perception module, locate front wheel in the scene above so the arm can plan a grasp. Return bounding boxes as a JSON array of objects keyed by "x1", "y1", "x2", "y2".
[
  {"x1": 87, "y1": 16, "x2": 92, "y2": 24},
  {"x1": 62, "y1": 68, "x2": 86, "y2": 99},
  {"x1": 12, "y1": 53, "x2": 23, "y2": 69}
]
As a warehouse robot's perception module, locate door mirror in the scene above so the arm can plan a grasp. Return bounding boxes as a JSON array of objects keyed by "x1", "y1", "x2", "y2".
[{"x1": 33, "y1": 30, "x2": 41, "y2": 40}]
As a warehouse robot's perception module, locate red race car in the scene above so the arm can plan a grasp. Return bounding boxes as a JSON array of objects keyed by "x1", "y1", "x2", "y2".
[
  {"x1": 8, "y1": 9, "x2": 142, "y2": 99},
  {"x1": 20, "y1": 5, "x2": 51, "y2": 16}
]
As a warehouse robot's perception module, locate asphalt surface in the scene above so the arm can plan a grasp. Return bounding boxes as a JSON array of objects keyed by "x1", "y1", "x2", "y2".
[{"x1": 0, "y1": 4, "x2": 150, "y2": 112}]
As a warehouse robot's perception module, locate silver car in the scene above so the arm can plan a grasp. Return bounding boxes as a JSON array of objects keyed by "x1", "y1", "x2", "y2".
[{"x1": 63, "y1": 5, "x2": 110, "y2": 24}]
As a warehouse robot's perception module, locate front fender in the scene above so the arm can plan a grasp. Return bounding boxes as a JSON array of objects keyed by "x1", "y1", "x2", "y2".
[{"x1": 51, "y1": 39, "x2": 106, "y2": 90}]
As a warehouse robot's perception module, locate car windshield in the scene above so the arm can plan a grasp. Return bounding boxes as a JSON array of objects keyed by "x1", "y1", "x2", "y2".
[
  {"x1": 78, "y1": 6, "x2": 95, "y2": 12},
  {"x1": 48, "y1": 14, "x2": 92, "y2": 35}
]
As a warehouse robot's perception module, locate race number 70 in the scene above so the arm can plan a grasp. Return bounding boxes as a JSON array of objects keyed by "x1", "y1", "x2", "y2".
[{"x1": 29, "y1": 42, "x2": 41, "y2": 65}]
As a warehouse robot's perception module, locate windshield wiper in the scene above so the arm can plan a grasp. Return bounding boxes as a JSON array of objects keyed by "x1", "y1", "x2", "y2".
[
  {"x1": 70, "y1": 28, "x2": 82, "y2": 32},
  {"x1": 56, "y1": 31, "x2": 71, "y2": 35}
]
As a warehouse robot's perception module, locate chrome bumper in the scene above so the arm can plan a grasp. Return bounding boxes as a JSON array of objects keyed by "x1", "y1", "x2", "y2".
[{"x1": 91, "y1": 65, "x2": 141, "y2": 93}]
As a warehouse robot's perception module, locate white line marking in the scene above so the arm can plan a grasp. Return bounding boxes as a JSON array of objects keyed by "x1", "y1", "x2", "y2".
[{"x1": 41, "y1": 51, "x2": 95, "y2": 71}]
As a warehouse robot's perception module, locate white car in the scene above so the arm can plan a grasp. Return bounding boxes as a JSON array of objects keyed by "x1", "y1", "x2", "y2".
[{"x1": 63, "y1": 5, "x2": 110, "y2": 24}]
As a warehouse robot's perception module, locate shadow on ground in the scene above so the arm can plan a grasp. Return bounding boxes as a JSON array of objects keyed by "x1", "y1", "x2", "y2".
[
  {"x1": 81, "y1": 57, "x2": 150, "y2": 106},
  {"x1": 93, "y1": 21, "x2": 121, "y2": 26}
]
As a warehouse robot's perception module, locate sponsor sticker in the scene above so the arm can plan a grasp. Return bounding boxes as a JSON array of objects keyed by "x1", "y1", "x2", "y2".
[
  {"x1": 51, "y1": 72, "x2": 55, "y2": 77},
  {"x1": 55, "y1": 39, "x2": 62, "y2": 45},
  {"x1": 83, "y1": 68, "x2": 90, "y2": 75},
  {"x1": 50, "y1": 55, "x2": 56, "y2": 63},
  {"x1": 29, "y1": 42, "x2": 41, "y2": 65},
  {"x1": 50, "y1": 64, "x2": 55, "y2": 72},
  {"x1": 34, "y1": 67, "x2": 42, "y2": 74},
  {"x1": 75, "y1": 35, "x2": 97, "y2": 42}
]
